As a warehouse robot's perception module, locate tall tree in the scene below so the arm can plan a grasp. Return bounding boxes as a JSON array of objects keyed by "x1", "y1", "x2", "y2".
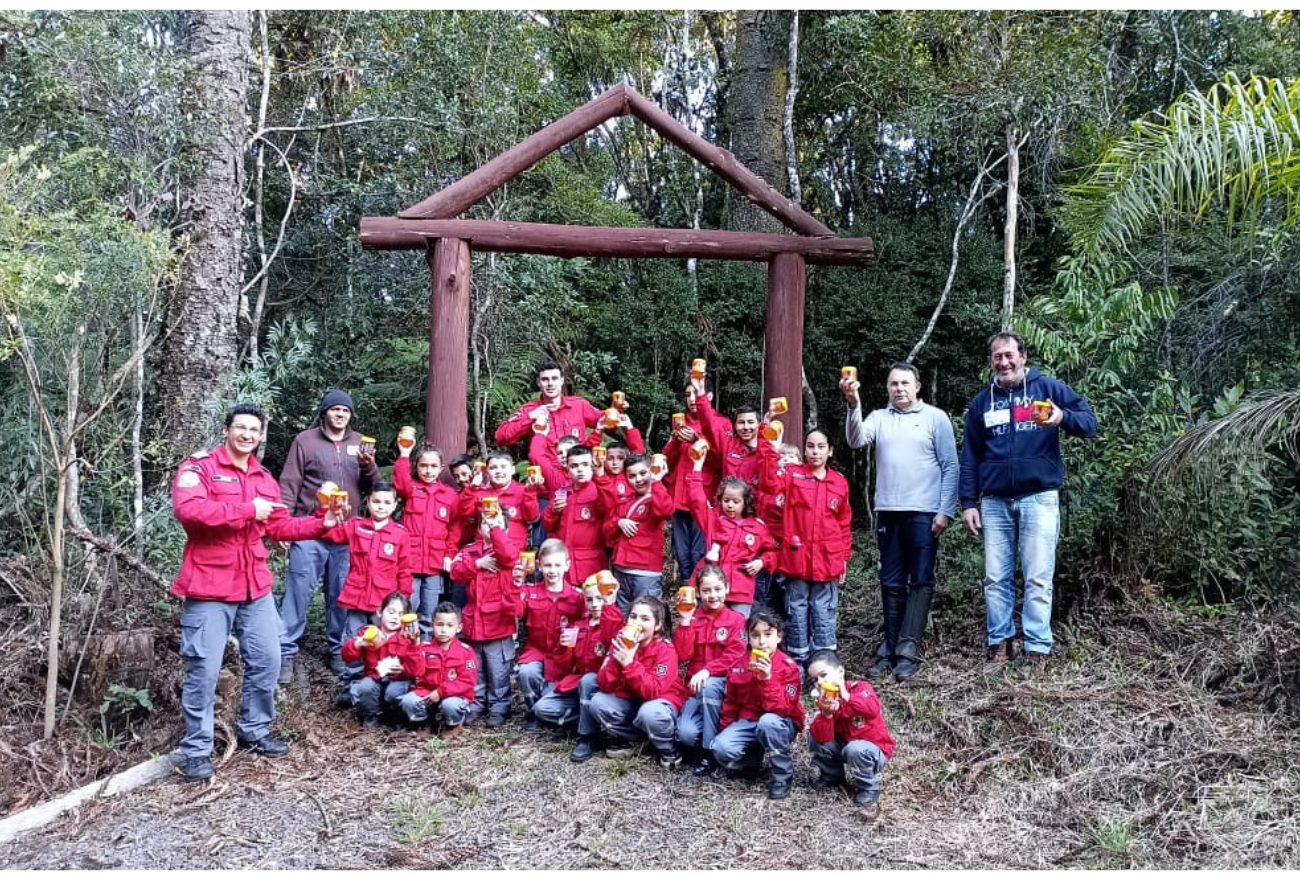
[{"x1": 154, "y1": 10, "x2": 251, "y2": 459}]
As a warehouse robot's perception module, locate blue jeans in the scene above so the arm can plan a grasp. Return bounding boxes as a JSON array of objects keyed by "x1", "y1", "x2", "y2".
[
  {"x1": 981, "y1": 491, "x2": 1060, "y2": 655},
  {"x1": 411, "y1": 573, "x2": 446, "y2": 635},
  {"x1": 400, "y1": 691, "x2": 471, "y2": 727},
  {"x1": 517, "y1": 660, "x2": 545, "y2": 711},
  {"x1": 532, "y1": 682, "x2": 578, "y2": 729},
  {"x1": 784, "y1": 579, "x2": 839, "y2": 663},
  {"x1": 711, "y1": 715, "x2": 798, "y2": 783},
  {"x1": 177, "y1": 595, "x2": 281, "y2": 758},
  {"x1": 876, "y1": 511, "x2": 938, "y2": 656},
  {"x1": 279, "y1": 539, "x2": 350, "y2": 661},
  {"x1": 671, "y1": 510, "x2": 706, "y2": 581},
  {"x1": 675, "y1": 676, "x2": 727, "y2": 749},
  {"x1": 532, "y1": 497, "x2": 550, "y2": 549},
  {"x1": 613, "y1": 567, "x2": 663, "y2": 614},
  {"x1": 351, "y1": 677, "x2": 411, "y2": 722}
]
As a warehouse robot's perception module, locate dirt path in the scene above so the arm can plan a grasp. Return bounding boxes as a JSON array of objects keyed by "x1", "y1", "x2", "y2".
[{"x1": 4, "y1": 636, "x2": 1297, "y2": 870}]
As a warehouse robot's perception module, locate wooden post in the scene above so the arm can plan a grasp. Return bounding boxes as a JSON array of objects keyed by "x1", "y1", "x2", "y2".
[
  {"x1": 426, "y1": 238, "x2": 471, "y2": 455},
  {"x1": 764, "y1": 252, "x2": 806, "y2": 446}
]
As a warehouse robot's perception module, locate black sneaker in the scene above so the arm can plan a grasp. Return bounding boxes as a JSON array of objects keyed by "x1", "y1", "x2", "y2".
[
  {"x1": 182, "y1": 755, "x2": 214, "y2": 782},
  {"x1": 691, "y1": 755, "x2": 719, "y2": 778},
  {"x1": 361, "y1": 716, "x2": 380, "y2": 729},
  {"x1": 569, "y1": 736, "x2": 598, "y2": 763},
  {"x1": 893, "y1": 656, "x2": 922, "y2": 681},
  {"x1": 335, "y1": 685, "x2": 354, "y2": 709},
  {"x1": 604, "y1": 738, "x2": 638, "y2": 758},
  {"x1": 811, "y1": 773, "x2": 840, "y2": 792},
  {"x1": 768, "y1": 777, "x2": 792, "y2": 799},
  {"x1": 853, "y1": 787, "x2": 880, "y2": 806},
  {"x1": 523, "y1": 716, "x2": 543, "y2": 732},
  {"x1": 237, "y1": 735, "x2": 290, "y2": 758},
  {"x1": 328, "y1": 655, "x2": 348, "y2": 677},
  {"x1": 658, "y1": 749, "x2": 682, "y2": 770},
  {"x1": 485, "y1": 713, "x2": 507, "y2": 729}
]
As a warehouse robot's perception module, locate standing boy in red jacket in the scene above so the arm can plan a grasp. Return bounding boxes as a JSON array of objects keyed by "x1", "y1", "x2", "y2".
[{"x1": 604, "y1": 454, "x2": 675, "y2": 612}]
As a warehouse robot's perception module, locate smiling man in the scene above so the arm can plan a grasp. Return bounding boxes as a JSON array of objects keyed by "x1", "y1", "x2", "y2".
[
  {"x1": 843, "y1": 361, "x2": 958, "y2": 683},
  {"x1": 958, "y1": 332, "x2": 1097, "y2": 675}
]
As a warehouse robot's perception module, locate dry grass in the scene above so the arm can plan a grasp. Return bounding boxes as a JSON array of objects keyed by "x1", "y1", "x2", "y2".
[{"x1": 1, "y1": 558, "x2": 1298, "y2": 868}]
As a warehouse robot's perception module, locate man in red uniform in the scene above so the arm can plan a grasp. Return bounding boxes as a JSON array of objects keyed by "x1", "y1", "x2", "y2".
[
  {"x1": 171, "y1": 403, "x2": 339, "y2": 782},
  {"x1": 493, "y1": 359, "x2": 604, "y2": 457}
]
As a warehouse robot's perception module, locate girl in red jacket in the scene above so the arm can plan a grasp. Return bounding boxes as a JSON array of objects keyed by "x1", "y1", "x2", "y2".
[
  {"x1": 449, "y1": 506, "x2": 522, "y2": 728},
  {"x1": 516, "y1": 538, "x2": 585, "y2": 730},
  {"x1": 709, "y1": 606, "x2": 805, "y2": 799},
  {"x1": 588, "y1": 595, "x2": 689, "y2": 766},
  {"x1": 687, "y1": 448, "x2": 776, "y2": 618},
  {"x1": 326, "y1": 482, "x2": 413, "y2": 656},
  {"x1": 400, "y1": 601, "x2": 479, "y2": 739},
  {"x1": 394, "y1": 444, "x2": 464, "y2": 634},
  {"x1": 806, "y1": 648, "x2": 895, "y2": 807},
  {"x1": 340, "y1": 591, "x2": 424, "y2": 728},
  {"x1": 604, "y1": 454, "x2": 675, "y2": 612},
  {"x1": 757, "y1": 427, "x2": 852, "y2": 667},
  {"x1": 672, "y1": 564, "x2": 748, "y2": 777}
]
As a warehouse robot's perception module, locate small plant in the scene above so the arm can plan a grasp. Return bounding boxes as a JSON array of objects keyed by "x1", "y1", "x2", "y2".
[
  {"x1": 1091, "y1": 817, "x2": 1136, "y2": 861},
  {"x1": 90, "y1": 684, "x2": 153, "y2": 747},
  {"x1": 454, "y1": 790, "x2": 484, "y2": 810},
  {"x1": 390, "y1": 797, "x2": 450, "y2": 846},
  {"x1": 508, "y1": 821, "x2": 529, "y2": 836}
]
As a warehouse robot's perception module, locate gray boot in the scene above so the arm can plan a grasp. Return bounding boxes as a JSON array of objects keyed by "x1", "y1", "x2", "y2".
[
  {"x1": 277, "y1": 656, "x2": 294, "y2": 685},
  {"x1": 893, "y1": 584, "x2": 934, "y2": 681},
  {"x1": 869, "y1": 584, "x2": 907, "y2": 678}
]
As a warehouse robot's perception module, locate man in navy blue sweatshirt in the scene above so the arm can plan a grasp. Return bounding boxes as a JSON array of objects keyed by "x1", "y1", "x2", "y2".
[{"x1": 959, "y1": 332, "x2": 1097, "y2": 674}]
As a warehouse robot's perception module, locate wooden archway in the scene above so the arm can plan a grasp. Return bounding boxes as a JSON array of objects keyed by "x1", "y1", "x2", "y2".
[{"x1": 360, "y1": 83, "x2": 873, "y2": 455}]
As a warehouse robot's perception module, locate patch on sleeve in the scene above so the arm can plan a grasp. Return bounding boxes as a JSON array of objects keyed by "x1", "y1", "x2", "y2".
[
  {"x1": 466, "y1": 659, "x2": 476, "y2": 670},
  {"x1": 786, "y1": 683, "x2": 798, "y2": 697},
  {"x1": 177, "y1": 470, "x2": 202, "y2": 489},
  {"x1": 656, "y1": 663, "x2": 668, "y2": 676},
  {"x1": 852, "y1": 716, "x2": 866, "y2": 728}
]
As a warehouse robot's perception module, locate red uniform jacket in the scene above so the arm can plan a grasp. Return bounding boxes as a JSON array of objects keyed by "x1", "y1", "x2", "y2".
[
  {"x1": 758, "y1": 441, "x2": 852, "y2": 581},
  {"x1": 341, "y1": 630, "x2": 424, "y2": 683},
  {"x1": 757, "y1": 466, "x2": 788, "y2": 546},
  {"x1": 597, "y1": 635, "x2": 689, "y2": 710},
  {"x1": 694, "y1": 393, "x2": 761, "y2": 490},
  {"x1": 719, "y1": 647, "x2": 805, "y2": 732},
  {"x1": 323, "y1": 517, "x2": 412, "y2": 612},
  {"x1": 495, "y1": 395, "x2": 605, "y2": 451},
  {"x1": 672, "y1": 606, "x2": 748, "y2": 680},
  {"x1": 662, "y1": 410, "x2": 722, "y2": 512},
  {"x1": 809, "y1": 679, "x2": 895, "y2": 759},
  {"x1": 410, "y1": 636, "x2": 478, "y2": 701},
  {"x1": 556, "y1": 605, "x2": 624, "y2": 692},
  {"x1": 393, "y1": 462, "x2": 462, "y2": 575},
  {"x1": 171, "y1": 445, "x2": 326, "y2": 602},
  {"x1": 517, "y1": 583, "x2": 586, "y2": 673},
  {"x1": 605, "y1": 482, "x2": 675, "y2": 572},
  {"x1": 541, "y1": 480, "x2": 608, "y2": 585},
  {"x1": 459, "y1": 479, "x2": 539, "y2": 551},
  {"x1": 686, "y1": 471, "x2": 777, "y2": 604},
  {"x1": 449, "y1": 527, "x2": 523, "y2": 642}
]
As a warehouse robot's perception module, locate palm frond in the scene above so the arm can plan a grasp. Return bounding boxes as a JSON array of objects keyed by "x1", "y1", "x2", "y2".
[{"x1": 1148, "y1": 389, "x2": 1300, "y2": 480}]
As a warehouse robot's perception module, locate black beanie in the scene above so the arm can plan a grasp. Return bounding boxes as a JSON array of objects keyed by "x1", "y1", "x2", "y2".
[{"x1": 318, "y1": 388, "x2": 355, "y2": 414}]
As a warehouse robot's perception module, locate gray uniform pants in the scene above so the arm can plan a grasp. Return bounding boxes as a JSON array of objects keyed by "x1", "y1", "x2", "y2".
[
  {"x1": 516, "y1": 660, "x2": 545, "y2": 711},
  {"x1": 399, "y1": 692, "x2": 471, "y2": 727},
  {"x1": 589, "y1": 691, "x2": 679, "y2": 755},
  {"x1": 466, "y1": 636, "x2": 515, "y2": 719},
  {"x1": 675, "y1": 676, "x2": 727, "y2": 749},
  {"x1": 711, "y1": 714, "x2": 798, "y2": 783},
  {"x1": 809, "y1": 737, "x2": 888, "y2": 792},
  {"x1": 178, "y1": 594, "x2": 281, "y2": 759}
]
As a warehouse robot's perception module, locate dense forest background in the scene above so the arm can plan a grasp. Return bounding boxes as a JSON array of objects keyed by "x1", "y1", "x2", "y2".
[{"x1": 2, "y1": 10, "x2": 1300, "y2": 747}]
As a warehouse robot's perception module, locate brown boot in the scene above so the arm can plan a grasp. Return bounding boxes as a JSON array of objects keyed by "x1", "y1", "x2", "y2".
[{"x1": 982, "y1": 639, "x2": 1012, "y2": 675}]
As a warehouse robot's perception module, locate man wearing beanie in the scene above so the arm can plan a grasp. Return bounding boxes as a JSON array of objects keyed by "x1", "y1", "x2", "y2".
[{"x1": 277, "y1": 389, "x2": 380, "y2": 682}]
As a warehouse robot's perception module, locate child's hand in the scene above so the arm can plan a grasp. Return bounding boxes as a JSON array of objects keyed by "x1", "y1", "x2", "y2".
[
  {"x1": 618, "y1": 412, "x2": 633, "y2": 431},
  {"x1": 673, "y1": 425, "x2": 698, "y2": 444},
  {"x1": 750, "y1": 654, "x2": 772, "y2": 680},
  {"x1": 372, "y1": 629, "x2": 390, "y2": 647},
  {"x1": 816, "y1": 697, "x2": 839, "y2": 717},
  {"x1": 425, "y1": 689, "x2": 441, "y2": 703},
  {"x1": 611, "y1": 639, "x2": 636, "y2": 667},
  {"x1": 476, "y1": 553, "x2": 500, "y2": 573},
  {"x1": 689, "y1": 669, "x2": 710, "y2": 694},
  {"x1": 618, "y1": 518, "x2": 639, "y2": 538},
  {"x1": 376, "y1": 656, "x2": 401, "y2": 678},
  {"x1": 742, "y1": 558, "x2": 764, "y2": 576},
  {"x1": 692, "y1": 450, "x2": 706, "y2": 471}
]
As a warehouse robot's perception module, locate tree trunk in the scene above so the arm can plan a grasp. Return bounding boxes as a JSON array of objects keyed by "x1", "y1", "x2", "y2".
[
  {"x1": 729, "y1": 10, "x2": 790, "y2": 236},
  {"x1": 1002, "y1": 125, "x2": 1020, "y2": 330},
  {"x1": 155, "y1": 10, "x2": 251, "y2": 460}
]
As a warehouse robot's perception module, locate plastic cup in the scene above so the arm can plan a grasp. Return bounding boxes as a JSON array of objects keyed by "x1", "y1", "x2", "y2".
[{"x1": 595, "y1": 570, "x2": 618, "y2": 598}]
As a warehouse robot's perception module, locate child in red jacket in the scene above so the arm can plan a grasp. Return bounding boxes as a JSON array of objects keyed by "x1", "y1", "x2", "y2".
[
  {"x1": 709, "y1": 606, "x2": 805, "y2": 799},
  {"x1": 604, "y1": 454, "x2": 674, "y2": 612},
  {"x1": 449, "y1": 506, "x2": 522, "y2": 727},
  {"x1": 757, "y1": 427, "x2": 852, "y2": 666},
  {"x1": 394, "y1": 444, "x2": 464, "y2": 633},
  {"x1": 588, "y1": 595, "x2": 689, "y2": 766},
  {"x1": 459, "y1": 449, "x2": 540, "y2": 552},
  {"x1": 326, "y1": 482, "x2": 413, "y2": 660},
  {"x1": 539, "y1": 445, "x2": 609, "y2": 587},
  {"x1": 341, "y1": 591, "x2": 424, "y2": 727},
  {"x1": 399, "y1": 601, "x2": 478, "y2": 738},
  {"x1": 672, "y1": 564, "x2": 748, "y2": 776},
  {"x1": 516, "y1": 538, "x2": 585, "y2": 730},
  {"x1": 806, "y1": 648, "x2": 896, "y2": 807},
  {"x1": 534, "y1": 575, "x2": 623, "y2": 750},
  {"x1": 687, "y1": 448, "x2": 776, "y2": 618}
]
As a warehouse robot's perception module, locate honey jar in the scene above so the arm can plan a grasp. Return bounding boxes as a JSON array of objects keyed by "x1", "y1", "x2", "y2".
[
  {"x1": 480, "y1": 496, "x2": 501, "y2": 519},
  {"x1": 1032, "y1": 400, "x2": 1053, "y2": 423},
  {"x1": 615, "y1": 621, "x2": 644, "y2": 651},
  {"x1": 592, "y1": 445, "x2": 608, "y2": 467},
  {"x1": 532, "y1": 407, "x2": 550, "y2": 433},
  {"x1": 761, "y1": 419, "x2": 784, "y2": 442},
  {"x1": 611, "y1": 390, "x2": 627, "y2": 411},
  {"x1": 675, "y1": 586, "x2": 697, "y2": 615},
  {"x1": 520, "y1": 551, "x2": 536, "y2": 574},
  {"x1": 602, "y1": 407, "x2": 621, "y2": 430},
  {"x1": 841, "y1": 366, "x2": 857, "y2": 383},
  {"x1": 595, "y1": 570, "x2": 619, "y2": 598},
  {"x1": 817, "y1": 680, "x2": 841, "y2": 708},
  {"x1": 526, "y1": 465, "x2": 542, "y2": 483},
  {"x1": 650, "y1": 453, "x2": 669, "y2": 478},
  {"x1": 672, "y1": 412, "x2": 686, "y2": 431},
  {"x1": 359, "y1": 435, "x2": 377, "y2": 455},
  {"x1": 687, "y1": 438, "x2": 709, "y2": 461},
  {"x1": 316, "y1": 480, "x2": 339, "y2": 507},
  {"x1": 362, "y1": 625, "x2": 379, "y2": 642},
  {"x1": 769, "y1": 396, "x2": 789, "y2": 415},
  {"x1": 690, "y1": 358, "x2": 707, "y2": 380},
  {"x1": 397, "y1": 426, "x2": 417, "y2": 449},
  {"x1": 749, "y1": 647, "x2": 770, "y2": 670},
  {"x1": 329, "y1": 488, "x2": 349, "y2": 518}
]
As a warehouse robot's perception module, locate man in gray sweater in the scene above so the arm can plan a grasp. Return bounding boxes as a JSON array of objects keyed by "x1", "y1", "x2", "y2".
[{"x1": 842, "y1": 362, "x2": 958, "y2": 682}]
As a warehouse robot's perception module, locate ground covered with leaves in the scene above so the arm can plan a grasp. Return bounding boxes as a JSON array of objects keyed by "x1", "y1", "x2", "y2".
[{"x1": 2, "y1": 561, "x2": 1298, "y2": 869}]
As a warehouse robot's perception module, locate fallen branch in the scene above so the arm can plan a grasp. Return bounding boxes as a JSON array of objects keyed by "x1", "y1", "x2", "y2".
[{"x1": 67, "y1": 526, "x2": 170, "y2": 592}]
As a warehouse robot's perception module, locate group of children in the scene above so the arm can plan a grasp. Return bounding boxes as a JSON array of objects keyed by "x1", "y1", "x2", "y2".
[{"x1": 312, "y1": 374, "x2": 890, "y2": 805}]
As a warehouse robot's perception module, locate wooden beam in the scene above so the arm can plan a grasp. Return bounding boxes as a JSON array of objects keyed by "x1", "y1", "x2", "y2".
[
  {"x1": 426, "y1": 238, "x2": 471, "y2": 455},
  {"x1": 765, "y1": 253, "x2": 807, "y2": 446},
  {"x1": 400, "y1": 85, "x2": 630, "y2": 219},
  {"x1": 362, "y1": 217, "x2": 872, "y2": 266},
  {"x1": 623, "y1": 87, "x2": 832, "y2": 238}
]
